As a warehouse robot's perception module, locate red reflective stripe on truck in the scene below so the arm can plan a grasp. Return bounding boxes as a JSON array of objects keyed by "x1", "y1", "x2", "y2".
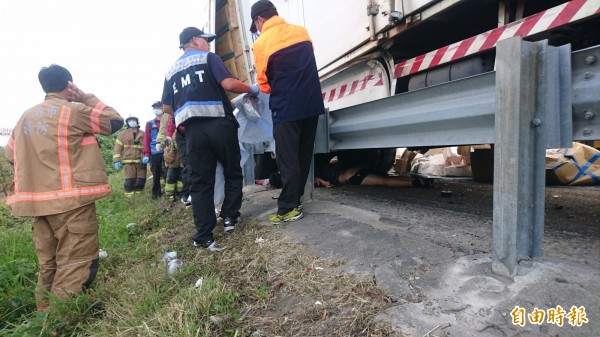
[
  {"x1": 429, "y1": 45, "x2": 449, "y2": 69},
  {"x1": 321, "y1": 73, "x2": 383, "y2": 103},
  {"x1": 409, "y1": 54, "x2": 426, "y2": 74},
  {"x1": 479, "y1": 25, "x2": 506, "y2": 50},
  {"x1": 548, "y1": 0, "x2": 586, "y2": 29},
  {"x1": 512, "y1": 11, "x2": 542, "y2": 37},
  {"x1": 328, "y1": 88, "x2": 336, "y2": 102},
  {"x1": 394, "y1": 0, "x2": 600, "y2": 79},
  {"x1": 349, "y1": 80, "x2": 359, "y2": 95},
  {"x1": 360, "y1": 75, "x2": 374, "y2": 91},
  {"x1": 338, "y1": 84, "x2": 347, "y2": 99},
  {"x1": 452, "y1": 36, "x2": 477, "y2": 60}
]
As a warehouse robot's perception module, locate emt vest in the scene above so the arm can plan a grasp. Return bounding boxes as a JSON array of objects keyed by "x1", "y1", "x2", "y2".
[{"x1": 163, "y1": 50, "x2": 234, "y2": 127}]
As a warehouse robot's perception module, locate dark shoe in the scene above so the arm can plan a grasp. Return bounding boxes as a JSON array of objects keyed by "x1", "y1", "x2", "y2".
[
  {"x1": 192, "y1": 239, "x2": 224, "y2": 252},
  {"x1": 411, "y1": 175, "x2": 435, "y2": 188},
  {"x1": 223, "y1": 216, "x2": 240, "y2": 233}
]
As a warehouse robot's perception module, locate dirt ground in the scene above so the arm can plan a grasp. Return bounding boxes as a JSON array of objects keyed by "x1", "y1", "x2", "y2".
[{"x1": 241, "y1": 179, "x2": 600, "y2": 336}]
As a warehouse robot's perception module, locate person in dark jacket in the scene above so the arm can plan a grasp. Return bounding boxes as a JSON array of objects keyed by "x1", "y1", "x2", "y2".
[
  {"x1": 161, "y1": 27, "x2": 258, "y2": 250},
  {"x1": 143, "y1": 101, "x2": 166, "y2": 199},
  {"x1": 250, "y1": 0, "x2": 325, "y2": 225}
]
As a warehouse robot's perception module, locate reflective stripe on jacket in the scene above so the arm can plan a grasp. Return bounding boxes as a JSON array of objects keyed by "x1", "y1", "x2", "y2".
[
  {"x1": 162, "y1": 50, "x2": 232, "y2": 127},
  {"x1": 4, "y1": 93, "x2": 123, "y2": 216},
  {"x1": 113, "y1": 128, "x2": 144, "y2": 163}
]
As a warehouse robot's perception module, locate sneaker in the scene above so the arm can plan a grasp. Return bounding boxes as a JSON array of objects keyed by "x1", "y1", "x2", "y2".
[
  {"x1": 268, "y1": 208, "x2": 304, "y2": 225},
  {"x1": 297, "y1": 202, "x2": 303, "y2": 212},
  {"x1": 223, "y1": 216, "x2": 240, "y2": 233},
  {"x1": 181, "y1": 196, "x2": 192, "y2": 208},
  {"x1": 192, "y1": 240, "x2": 224, "y2": 252}
]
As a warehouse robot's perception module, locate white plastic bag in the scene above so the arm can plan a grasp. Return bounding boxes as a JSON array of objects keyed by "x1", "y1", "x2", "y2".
[{"x1": 241, "y1": 94, "x2": 261, "y2": 122}]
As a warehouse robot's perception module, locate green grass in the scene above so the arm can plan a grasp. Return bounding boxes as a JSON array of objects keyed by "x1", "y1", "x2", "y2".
[
  {"x1": 0, "y1": 174, "x2": 251, "y2": 336},
  {"x1": 0, "y1": 173, "x2": 398, "y2": 337}
]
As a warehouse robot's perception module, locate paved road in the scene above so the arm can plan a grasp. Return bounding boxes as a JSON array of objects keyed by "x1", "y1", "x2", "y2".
[{"x1": 242, "y1": 180, "x2": 600, "y2": 336}]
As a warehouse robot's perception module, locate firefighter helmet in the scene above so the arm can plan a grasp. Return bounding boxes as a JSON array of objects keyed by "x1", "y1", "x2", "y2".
[{"x1": 125, "y1": 115, "x2": 140, "y2": 128}]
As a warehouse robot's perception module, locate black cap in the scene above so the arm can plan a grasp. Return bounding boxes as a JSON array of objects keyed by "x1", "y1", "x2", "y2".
[
  {"x1": 38, "y1": 64, "x2": 72, "y2": 93},
  {"x1": 151, "y1": 101, "x2": 162, "y2": 107},
  {"x1": 249, "y1": 0, "x2": 277, "y2": 33},
  {"x1": 179, "y1": 27, "x2": 216, "y2": 49}
]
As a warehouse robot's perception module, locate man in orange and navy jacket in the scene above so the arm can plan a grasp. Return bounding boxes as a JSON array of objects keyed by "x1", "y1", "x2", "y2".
[
  {"x1": 4, "y1": 64, "x2": 123, "y2": 311},
  {"x1": 249, "y1": 0, "x2": 325, "y2": 225}
]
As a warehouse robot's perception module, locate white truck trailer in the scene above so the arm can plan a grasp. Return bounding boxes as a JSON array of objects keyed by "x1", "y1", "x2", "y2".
[
  {"x1": 209, "y1": 0, "x2": 600, "y2": 172},
  {"x1": 208, "y1": 0, "x2": 600, "y2": 276}
]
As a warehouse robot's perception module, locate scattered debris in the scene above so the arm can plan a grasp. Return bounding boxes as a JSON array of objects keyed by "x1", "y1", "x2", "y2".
[
  {"x1": 99, "y1": 249, "x2": 108, "y2": 258},
  {"x1": 162, "y1": 251, "x2": 177, "y2": 262},
  {"x1": 194, "y1": 277, "x2": 204, "y2": 288},
  {"x1": 255, "y1": 237, "x2": 265, "y2": 243},
  {"x1": 315, "y1": 301, "x2": 323, "y2": 306},
  {"x1": 440, "y1": 190, "x2": 453, "y2": 197},
  {"x1": 210, "y1": 315, "x2": 223, "y2": 325},
  {"x1": 126, "y1": 223, "x2": 136, "y2": 228},
  {"x1": 167, "y1": 259, "x2": 182, "y2": 275},
  {"x1": 423, "y1": 323, "x2": 451, "y2": 337}
]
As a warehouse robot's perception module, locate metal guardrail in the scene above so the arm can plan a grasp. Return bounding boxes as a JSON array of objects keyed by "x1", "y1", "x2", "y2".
[
  {"x1": 326, "y1": 71, "x2": 496, "y2": 150},
  {"x1": 322, "y1": 44, "x2": 586, "y2": 151},
  {"x1": 572, "y1": 46, "x2": 600, "y2": 141},
  {"x1": 314, "y1": 37, "x2": 600, "y2": 277}
]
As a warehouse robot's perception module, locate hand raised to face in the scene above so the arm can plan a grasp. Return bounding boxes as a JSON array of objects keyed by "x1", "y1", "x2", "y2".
[{"x1": 66, "y1": 81, "x2": 85, "y2": 102}]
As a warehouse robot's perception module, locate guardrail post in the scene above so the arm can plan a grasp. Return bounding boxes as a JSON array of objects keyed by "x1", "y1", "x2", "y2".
[{"x1": 492, "y1": 37, "x2": 558, "y2": 277}]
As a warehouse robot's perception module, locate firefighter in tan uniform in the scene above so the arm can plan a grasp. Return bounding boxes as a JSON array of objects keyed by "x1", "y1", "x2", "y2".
[
  {"x1": 163, "y1": 130, "x2": 184, "y2": 201},
  {"x1": 113, "y1": 116, "x2": 146, "y2": 197},
  {"x1": 4, "y1": 64, "x2": 123, "y2": 310}
]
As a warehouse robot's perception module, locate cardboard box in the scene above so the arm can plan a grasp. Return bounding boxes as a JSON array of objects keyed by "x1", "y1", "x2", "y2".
[
  {"x1": 216, "y1": 31, "x2": 235, "y2": 59},
  {"x1": 223, "y1": 57, "x2": 238, "y2": 79},
  {"x1": 234, "y1": 55, "x2": 248, "y2": 82},
  {"x1": 215, "y1": 0, "x2": 239, "y2": 35},
  {"x1": 393, "y1": 149, "x2": 417, "y2": 174},
  {"x1": 230, "y1": 28, "x2": 244, "y2": 55},
  {"x1": 545, "y1": 142, "x2": 600, "y2": 186}
]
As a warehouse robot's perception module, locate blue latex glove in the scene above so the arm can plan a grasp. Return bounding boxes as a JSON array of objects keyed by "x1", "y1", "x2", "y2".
[
  {"x1": 250, "y1": 83, "x2": 260, "y2": 96},
  {"x1": 142, "y1": 156, "x2": 150, "y2": 164},
  {"x1": 114, "y1": 162, "x2": 120, "y2": 171}
]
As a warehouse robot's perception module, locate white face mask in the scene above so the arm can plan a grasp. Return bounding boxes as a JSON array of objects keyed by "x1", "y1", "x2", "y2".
[
  {"x1": 152, "y1": 108, "x2": 163, "y2": 116},
  {"x1": 127, "y1": 120, "x2": 138, "y2": 128}
]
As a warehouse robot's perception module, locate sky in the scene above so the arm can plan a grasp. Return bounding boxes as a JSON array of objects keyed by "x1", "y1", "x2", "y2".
[{"x1": 0, "y1": 0, "x2": 211, "y2": 145}]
